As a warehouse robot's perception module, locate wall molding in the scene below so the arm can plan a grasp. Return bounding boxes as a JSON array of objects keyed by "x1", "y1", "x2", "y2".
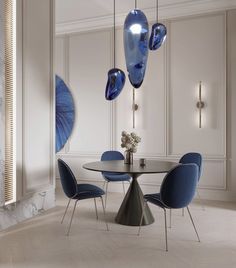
[
  {"x1": 57, "y1": 151, "x2": 226, "y2": 161},
  {"x1": 167, "y1": 12, "x2": 227, "y2": 160},
  {"x1": 56, "y1": 153, "x2": 227, "y2": 191},
  {"x1": 56, "y1": 0, "x2": 236, "y2": 35},
  {"x1": 55, "y1": 11, "x2": 227, "y2": 198},
  {"x1": 64, "y1": 28, "x2": 114, "y2": 156}
]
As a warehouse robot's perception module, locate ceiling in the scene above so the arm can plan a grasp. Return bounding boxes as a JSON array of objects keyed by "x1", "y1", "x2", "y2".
[
  {"x1": 55, "y1": 0, "x2": 197, "y2": 23},
  {"x1": 55, "y1": 0, "x2": 236, "y2": 34}
]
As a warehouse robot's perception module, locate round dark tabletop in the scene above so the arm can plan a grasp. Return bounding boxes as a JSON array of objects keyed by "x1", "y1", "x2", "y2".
[{"x1": 83, "y1": 160, "x2": 178, "y2": 175}]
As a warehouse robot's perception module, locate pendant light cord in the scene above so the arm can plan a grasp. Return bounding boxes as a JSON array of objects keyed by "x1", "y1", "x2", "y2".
[
  {"x1": 113, "y1": 0, "x2": 116, "y2": 68},
  {"x1": 156, "y1": 0, "x2": 158, "y2": 22},
  {"x1": 135, "y1": 0, "x2": 137, "y2": 9}
]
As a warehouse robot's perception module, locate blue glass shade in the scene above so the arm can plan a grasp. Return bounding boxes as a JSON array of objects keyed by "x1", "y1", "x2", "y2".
[
  {"x1": 149, "y1": 22, "x2": 167, "y2": 50},
  {"x1": 105, "y1": 68, "x2": 126, "y2": 100},
  {"x1": 56, "y1": 75, "x2": 75, "y2": 152},
  {"x1": 124, "y1": 9, "x2": 149, "y2": 88}
]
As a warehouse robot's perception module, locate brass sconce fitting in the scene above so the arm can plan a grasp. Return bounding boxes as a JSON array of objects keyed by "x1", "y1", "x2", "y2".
[
  {"x1": 133, "y1": 103, "x2": 138, "y2": 111},
  {"x1": 196, "y1": 81, "x2": 205, "y2": 128}
]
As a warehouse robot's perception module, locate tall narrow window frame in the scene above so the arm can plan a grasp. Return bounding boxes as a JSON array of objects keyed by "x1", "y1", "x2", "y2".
[{"x1": 4, "y1": 0, "x2": 16, "y2": 204}]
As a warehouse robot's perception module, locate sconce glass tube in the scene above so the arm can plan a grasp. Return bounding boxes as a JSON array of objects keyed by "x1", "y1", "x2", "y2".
[
  {"x1": 132, "y1": 88, "x2": 138, "y2": 128},
  {"x1": 196, "y1": 81, "x2": 205, "y2": 128}
]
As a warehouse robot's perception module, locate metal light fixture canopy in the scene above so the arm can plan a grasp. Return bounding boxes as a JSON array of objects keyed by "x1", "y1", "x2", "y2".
[
  {"x1": 105, "y1": 0, "x2": 126, "y2": 101},
  {"x1": 149, "y1": 0, "x2": 167, "y2": 50}
]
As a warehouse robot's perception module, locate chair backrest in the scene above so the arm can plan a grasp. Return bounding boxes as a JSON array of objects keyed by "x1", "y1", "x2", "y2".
[
  {"x1": 179, "y1": 152, "x2": 202, "y2": 180},
  {"x1": 58, "y1": 159, "x2": 77, "y2": 198},
  {"x1": 101, "y1": 150, "x2": 124, "y2": 161},
  {"x1": 160, "y1": 164, "x2": 198, "y2": 209}
]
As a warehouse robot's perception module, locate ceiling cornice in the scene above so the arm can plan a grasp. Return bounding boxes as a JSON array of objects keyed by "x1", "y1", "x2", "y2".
[{"x1": 56, "y1": 0, "x2": 236, "y2": 35}]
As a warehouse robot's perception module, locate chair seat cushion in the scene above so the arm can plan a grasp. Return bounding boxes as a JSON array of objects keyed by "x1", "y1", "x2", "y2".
[
  {"x1": 102, "y1": 172, "x2": 131, "y2": 182},
  {"x1": 144, "y1": 193, "x2": 167, "y2": 208},
  {"x1": 74, "y1": 184, "x2": 105, "y2": 200}
]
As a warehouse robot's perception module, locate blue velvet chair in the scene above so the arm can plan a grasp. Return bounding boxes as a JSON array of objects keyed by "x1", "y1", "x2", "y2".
[
  {"x1": 170, "y1": 152, "x2": 203, "y2": 226},
  {"x1": 101, "y1": 151, "x2": 131, "y2": 207},
  {"x1": 58, "y1": 159, "x2": 109, "y2": 235},
  {"x1": 138, "y1": 164, "x2": 200, "y2": 251},
  {"x1": 180, "y1": 152, "x2": 202, "y2": 194}
]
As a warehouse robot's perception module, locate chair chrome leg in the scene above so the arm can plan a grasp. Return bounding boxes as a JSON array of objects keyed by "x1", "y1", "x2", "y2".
[
  {"x1": 138, "y1": 201, "x2": 147, "y2": 235},
  {"x1": 186, "y1": 206, "x2": 200, "y2": 242},
  {"x1": 169, "y1": 209, "x2": 172, "y2": 228},
  {"x1": 94, "y1": 198, "x2": 98, "y2": 220},
  {"x1": 105, "y1": 181, "x2": 109, "y2": 209},
  {"x1": 196, "y1": 188, "x2": 205, "y2": 210},
  {"x1": 102, "y1": 180, "x2": 106, "y2": 190},
  {"x1": 100, "y1": 197, "x2": 109, "y2": 231},
  {"x1": 66, "y1": 200, "x2": 78, "y2": 236},
  {"x1": 164, "y1": 208, "x2": 168, "y2": 251},
  {"x1": 61, "y1": 198, "x2": 71, "y2": 224},
  {"x1": 122, "y1": 181, "x2": 126, "y2": 196},
  {"x1": 182, "y1": 208, "x2": 185, "y2": 216}
]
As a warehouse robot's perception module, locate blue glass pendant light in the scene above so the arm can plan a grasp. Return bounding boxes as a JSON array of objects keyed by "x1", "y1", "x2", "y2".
[
  {"x1": 105, "y1": 0, "x2": 126, "y2": 101},
  {"x1": 124, "y1": 0, "x2": 149, "y2": 88},
  {"x1": 56, "y1": 75, "x2": 75, "y2": 152},
  {"x1": 149, "y1": 0, "x2": 167, "y2": 50}
]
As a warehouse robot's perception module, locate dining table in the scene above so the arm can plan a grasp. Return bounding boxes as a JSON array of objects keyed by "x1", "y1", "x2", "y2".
[{"x1": 83, "y1": 159, "x2": 178, "y2": 226}]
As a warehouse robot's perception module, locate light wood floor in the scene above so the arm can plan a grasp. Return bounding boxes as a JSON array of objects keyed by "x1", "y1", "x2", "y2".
[{"x1": 1, "y1": 190, "x2": 236, "y2": 268}]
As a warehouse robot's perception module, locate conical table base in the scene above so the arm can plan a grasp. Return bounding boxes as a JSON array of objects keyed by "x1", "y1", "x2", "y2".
[{"x1": 115, "y1": 174, "x2": 154, "y2": 226}]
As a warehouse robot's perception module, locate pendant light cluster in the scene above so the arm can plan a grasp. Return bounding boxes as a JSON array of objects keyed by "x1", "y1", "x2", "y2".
[{"x1": 105, "y1": 0, "x2": 167, "y2": 100}]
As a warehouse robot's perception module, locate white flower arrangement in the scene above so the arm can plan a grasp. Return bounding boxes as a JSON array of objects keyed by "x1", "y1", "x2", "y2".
[{"x1": 121, "y1": 131, "x2": 141, "y2": 153}]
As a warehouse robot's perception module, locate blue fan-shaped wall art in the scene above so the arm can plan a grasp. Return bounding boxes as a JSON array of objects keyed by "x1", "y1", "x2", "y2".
[{"x1": 56, "y1": 75, "x2": 75, "y2": 153}]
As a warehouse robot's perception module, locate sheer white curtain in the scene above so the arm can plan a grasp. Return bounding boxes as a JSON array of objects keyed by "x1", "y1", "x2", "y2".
[{"x1": 0, "y1": 0, "x2": 5, "y2": 206}]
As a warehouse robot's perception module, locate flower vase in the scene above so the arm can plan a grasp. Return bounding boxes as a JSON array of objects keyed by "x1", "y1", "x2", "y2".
[{"x1": 124, "y1": 151, "x2": 133, "y2": 165}]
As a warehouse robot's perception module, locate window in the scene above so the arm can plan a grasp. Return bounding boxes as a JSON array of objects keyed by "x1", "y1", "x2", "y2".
[{"x1": 4, "y1": 0, "x2": 16, "y2": 204}]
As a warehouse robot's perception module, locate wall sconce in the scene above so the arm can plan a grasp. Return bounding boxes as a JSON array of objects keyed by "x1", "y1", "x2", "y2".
[
  {"x1": 132, "y1": 88, "x2": 138, "y2": 128},
  {"x1": 196, "y1": 81, "x2": 205, "y2": 128}
]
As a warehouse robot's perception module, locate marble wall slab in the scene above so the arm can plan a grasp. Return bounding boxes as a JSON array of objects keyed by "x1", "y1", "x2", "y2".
[{"x1": 0, "y1": 188, "x2": 55, "y2": 230}]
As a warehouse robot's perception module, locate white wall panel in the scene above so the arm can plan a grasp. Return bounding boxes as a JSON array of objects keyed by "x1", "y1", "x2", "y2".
[
  {"x1": 138, "y1": 160, "x2": 226, "y2": 190},
  {"x1": 226, "y1": 10, "x2": 236, "y2": 200},
  {"x1": 199, "y1": 160, "x2": 226, "y2": 189},
  {"x1": 67, "y1": 30, "x2": 112, "y2": 154},
  {"x1": 55, "y1": 37, "x2": 65, "y2": 78},
  {"x1": 115, "y1": 28, "x2": 166, "y2": 156},
  {"x1": 168, "y1": 13, "x2": 226, "y2": 157},
  {"x1": 23, "y1": 0, "x2": 54, "y2": 192},
  {"x1": 56, "y1": 155, "x2": 102, "y2": 181}
]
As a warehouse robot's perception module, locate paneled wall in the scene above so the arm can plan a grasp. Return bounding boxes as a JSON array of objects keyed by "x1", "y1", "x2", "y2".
[
  {"x1": 55, "y1": 29, "x2": 113, "y2": 183},
  {"x1": 56, "y1": 12, "x2": 229, "y2": 199},
  {"x1": 22, "y1": 0, "x2": 54, "y2": 195}
]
